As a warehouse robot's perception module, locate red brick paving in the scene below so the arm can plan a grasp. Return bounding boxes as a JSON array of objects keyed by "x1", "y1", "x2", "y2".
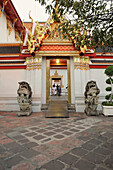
[
  {"x1": 32, "y1": 154, "x2": 50, "y2": 166},
  {"x1": 0, "y1": 111, "x2": 113, "y2": 169},
  {"x1": 0, "y1": 136, "x2": 13, "y2": 144},
  {"x1": 12, "y1": 161, "x2": 36, "y2": 170}
]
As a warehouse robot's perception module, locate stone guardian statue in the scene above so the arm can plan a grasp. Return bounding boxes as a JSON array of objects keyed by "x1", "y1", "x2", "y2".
[
  {"x1": 84, "y1": 80, "x2": 100, "y2": 116},
  {"x1": 17, "y1": 81, "x2": 32, "y2": 116}
]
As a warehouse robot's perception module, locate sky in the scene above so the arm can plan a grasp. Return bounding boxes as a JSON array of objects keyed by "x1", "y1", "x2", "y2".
[
  {"x1": 11, "y1": 0, "x2": 111, "y2": 23},
  {"x1": 11, "y1": 0, "x2": 49, "y2": 22}
]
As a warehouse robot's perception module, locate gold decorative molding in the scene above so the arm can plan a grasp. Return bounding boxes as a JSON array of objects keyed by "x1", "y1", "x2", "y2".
[
  {"x1": 15, "y1": 29, "x2": 20, "y2": 41},
  {"x1": 6, "y1": 16, "x2": 13, "y2": 35},
  {"x1": 50, "y1": 70, "x2": 64, "y2": 88},
  {"x1": 45, "y1": 23, "x2": 70, "y2": 41},
  {"x1": 29, "y1": 10, "x2": 33, "y2": 23},
  {"x1": 6, "y1": 16, "x2": 17, "y2": 36},
  {"x1": 0, "y1": 0, "x2": 8, "y2": 17},
  {"x1": 0, "y1": 10, "x2": 2, "y2": 18},
  {"x1": 36, "y1": 51, "x2": 78, "y2": 56},
  {"x1": 26, "y1": 56, "x2": 42, "y2": 70},
  {"x1": 74, "y1": 56, "x2": 90, "y2": 70},
  {"x1": 12, "y1": 18, "x2": 17, "y2": 28}
]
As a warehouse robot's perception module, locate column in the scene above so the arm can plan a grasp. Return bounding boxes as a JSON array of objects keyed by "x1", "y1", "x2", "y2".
[
  {"x1": 46, "y1": 59, "x2": 50, "y2": 103},
  {"x1": 70, "y1": 56, "x2": 75, "y2": 104},
  {"x1": 25, "y1": 57, "x2": 31, "y2": 84},
  {"x1": 31, "y1": 69, "x2": 35, "y2": 95},
  {"x1": 41, "y1": 57, "x2": 46, "y2": 104},
  {"x1": 34, "y1": 69, "x2": 41, "y2": 97},
  {"x1": 34, "y1": 56, "x2": 42, "y2": 98},
  {"x1": 67, "y1": 58, "x2": 71, "y2": 103}
]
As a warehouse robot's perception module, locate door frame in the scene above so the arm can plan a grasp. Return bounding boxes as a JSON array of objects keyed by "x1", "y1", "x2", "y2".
[{"x1": 46, "y1": 57, "x2": 71, "y2": 103}]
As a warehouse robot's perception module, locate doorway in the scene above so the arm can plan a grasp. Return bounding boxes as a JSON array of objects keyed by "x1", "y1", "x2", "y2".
[{"x1": 46, "y1": 57, "x2": 71, "y2": 103}]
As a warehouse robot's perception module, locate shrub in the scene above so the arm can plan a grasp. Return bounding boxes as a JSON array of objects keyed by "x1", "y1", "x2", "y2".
[{"x1": 103, "y1": 66, "x2": 113, "y2": 105}]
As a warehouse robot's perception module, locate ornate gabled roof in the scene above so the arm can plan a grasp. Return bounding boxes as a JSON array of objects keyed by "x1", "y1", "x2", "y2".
[
  {"x1": 0, "y1": 0, "x2": 25, "y2": 34},
  {"x1": 23, "y1": 12, "x2": 72, "y2": 54},
  {"x1": 42, "y1": 22, "x2": 71, "y2": 42}
]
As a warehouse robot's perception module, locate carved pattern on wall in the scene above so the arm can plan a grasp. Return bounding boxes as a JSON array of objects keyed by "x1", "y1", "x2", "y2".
[
  {"x1": 26, "y1": 56, "x2": 42, "y2": 70},
  {"x1": 50, "y1": 70, "x2": 64, "y2": 88},
  {"x1": 74, "y1": 56, "x2": 89, "y2": 70}
]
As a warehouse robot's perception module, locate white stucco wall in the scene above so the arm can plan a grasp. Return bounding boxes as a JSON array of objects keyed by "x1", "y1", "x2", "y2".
[
  {"x1": 26, "y1": 69, "x2": 42, "y2": 98},
  {"x1": 0, "y1": 69, "x2": 26, "y2": 97},
  {"x1": 74, "y1": 68, "x2": 107, "y2": 112},
  {"x1": 90, "y1": 69, "x2": 107, "y2": 96},
  {"x1": 0, "y1": 69, "x2": 41, "y2": 112},
  {"x1": 0, "y1": 67, "x2": 109, "y2": 112},
  {"x1": 0, "y1": 69, "x2": 26, "y2": 111}
]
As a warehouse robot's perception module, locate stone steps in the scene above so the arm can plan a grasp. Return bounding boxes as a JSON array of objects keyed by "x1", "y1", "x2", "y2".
[{"x1": 46, "y1": 100, "x2": 69, "y2": 118}]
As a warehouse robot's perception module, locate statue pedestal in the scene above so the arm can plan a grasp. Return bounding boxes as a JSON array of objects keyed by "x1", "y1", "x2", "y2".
[
  {"x1": 17, "y1": 111, "x2": 32, "y2": 116},
  {"x1": 85, "y1": 110, "x2": 100, "y2": 116},
  {"x1": 17, "y1": 103, "x2": 32, "y2": 116}
]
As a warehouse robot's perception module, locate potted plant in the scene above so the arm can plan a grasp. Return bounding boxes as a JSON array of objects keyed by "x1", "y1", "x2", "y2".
[{"x1": 102, "y1": 65, "x2": 113, "y2": 116}]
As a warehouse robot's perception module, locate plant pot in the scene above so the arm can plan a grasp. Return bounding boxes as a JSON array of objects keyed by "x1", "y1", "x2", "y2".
[{"x1": 102, "y1": 105, "x2": 113, "y2": 116}]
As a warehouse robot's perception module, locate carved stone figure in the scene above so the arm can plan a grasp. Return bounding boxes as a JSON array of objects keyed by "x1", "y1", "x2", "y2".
[
  {"x1": 84, "y1": 80, "x2": 100, "y2": 115},
  {"x1": 17, "y1": 81, "x2": 32, "y2": 116}
]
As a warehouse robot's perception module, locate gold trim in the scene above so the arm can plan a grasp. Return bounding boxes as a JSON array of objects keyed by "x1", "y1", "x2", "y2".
[
  {"x1": 42, "y1": 40, "x2": 72, "y2": 43},
  {"x1": 74, "y1": 56, "x2": 90, "y2": 70},
  {"x1": 0, "y1": 11, "x2": 2, "y2": 18},
  {"x1": 36, "y1": 51, "x2": 79, "y2": 57},
  {"x1": 0, "y1": 43, "x2": 21, "y2": 47},
  {"x1": 26, "y1": 56, "x2": 42, "y2": 70},
  {"x1": 0, "y1": 0, "x2": 8, "y2": 17},
  {"x1": 7, "y1": 17, "x2": 13, "y2": 35},
  {"x1": 15, "y1": 29, "x2": 20, "y2": 41},
  {"x1": 42, "y1": 42, "x2": 73, "y2": 45}
]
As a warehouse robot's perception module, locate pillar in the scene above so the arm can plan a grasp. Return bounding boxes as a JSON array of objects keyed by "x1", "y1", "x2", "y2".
[
  {"x1": 41, "y1": 56, "x2": 46, "y2": 104},
  {"x1": 67, "y1": 58, "x2": 71, "y2": 103},
  {"x1": 46, "y1": 59, "x2": 50, "y2": 103},
  {"x1": 70, "y1": 56, "x2": 75, "y2": 104}
]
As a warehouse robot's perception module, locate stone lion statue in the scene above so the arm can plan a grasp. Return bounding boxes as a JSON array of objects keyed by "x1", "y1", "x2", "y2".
[
  {"x1": 17, "y1": 81, "x2": 32, "y2": 116},
  {"x1": 84, "y1": 80, "x2": 100, "y2": 116}
]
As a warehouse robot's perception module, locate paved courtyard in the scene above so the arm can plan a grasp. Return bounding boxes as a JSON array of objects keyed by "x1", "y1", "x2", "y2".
[{"x1": 0, "y1": 111, "x2": 113, "y2": 170}]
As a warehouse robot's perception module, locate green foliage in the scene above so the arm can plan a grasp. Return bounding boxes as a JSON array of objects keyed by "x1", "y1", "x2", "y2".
[
  {"x1": 102, "y1": 101, "x2": 113, "y2": 106},
  {"x1": 105, "y1": 66, "x2": 113, "y2": 77},
  {"x1": 105, "y1": 94, "x2": 110, "y2": 100},
  {"x1": 103, "y1": 66, "x2": 113, "y2": 105},
  {"x1": 106, "y1": 87, "x2": 112, "y2": 91},
  {"x1": 35, "y1": 0, "x2": 113, "y2": 49},
  {"x1": 106, "y1": 78, "x2": 113, "y2": 84}
]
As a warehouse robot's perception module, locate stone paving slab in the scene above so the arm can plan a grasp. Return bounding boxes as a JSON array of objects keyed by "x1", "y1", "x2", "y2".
[{"x1": 0, "y1": 111, "x2": 113, "y2": 169}]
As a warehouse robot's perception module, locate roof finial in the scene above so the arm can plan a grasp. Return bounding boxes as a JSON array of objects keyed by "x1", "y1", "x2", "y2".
[{"x1": 29, "y1": 10, "x2": 33, "y2": 23}]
